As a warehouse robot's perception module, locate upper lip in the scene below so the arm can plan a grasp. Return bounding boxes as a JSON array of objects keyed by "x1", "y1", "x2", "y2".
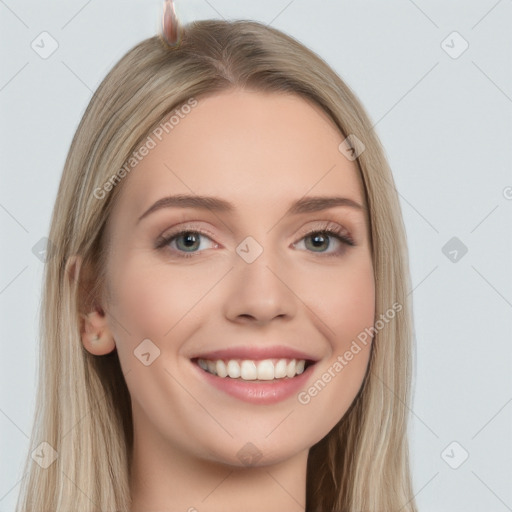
[{"x1": 190, "y1": 345, "x2": 320, "y2": 362}]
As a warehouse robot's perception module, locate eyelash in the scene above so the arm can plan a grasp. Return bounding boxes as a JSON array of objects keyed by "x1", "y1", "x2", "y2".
[{"x1": 155, "y1": 222, "x2": 356, "y2": 259}]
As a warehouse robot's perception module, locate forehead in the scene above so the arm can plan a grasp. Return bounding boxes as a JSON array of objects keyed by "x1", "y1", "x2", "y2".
[{"x1": 111, "y1": 89, "x2": 365, "y2": 221}]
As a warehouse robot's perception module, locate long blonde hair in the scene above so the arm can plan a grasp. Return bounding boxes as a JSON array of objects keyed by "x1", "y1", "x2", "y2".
[{"x1": 16, "y1": 19, "x2": 417, "y2": 512}]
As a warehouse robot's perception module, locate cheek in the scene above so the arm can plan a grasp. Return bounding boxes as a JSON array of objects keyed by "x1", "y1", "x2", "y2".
[
  {"x1": 293, "y1": 254, "x2": 375, "y2": 432},
  {"x1": 304, "y1": 253, "x2": 375, "y2": 344},
  {"x1": 107, "y1": 246, "x2": 375, "y2": 349},
  {"x1": 105, "y1": 251, "x2": 220, "y2": 344}
]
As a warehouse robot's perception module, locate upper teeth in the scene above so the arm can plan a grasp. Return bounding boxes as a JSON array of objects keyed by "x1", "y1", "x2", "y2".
[{"x1": 197, "y1": 358, "x2": 306, "y2": 380}]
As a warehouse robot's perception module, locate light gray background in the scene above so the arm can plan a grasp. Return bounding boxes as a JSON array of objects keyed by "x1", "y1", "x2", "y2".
[{"x1": 1, "y1": 1, "x2": 511, "y2": 510}]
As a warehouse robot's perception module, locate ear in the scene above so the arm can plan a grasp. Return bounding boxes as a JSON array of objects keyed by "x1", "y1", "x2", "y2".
[
  {"x1": 66, "y1": 254, "x2": 116, "y2": 356},
  {"x1": 79, "y1": 308, "x2": 117, "y2": 356}
]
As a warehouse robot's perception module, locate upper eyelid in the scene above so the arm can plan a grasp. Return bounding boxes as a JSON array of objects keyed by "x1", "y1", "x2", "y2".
[
  {"x1": 158, "y1": 220, "x2": 355, "y2": 247},
  {"x1": 159, "y1": 219, "x2": 353, "y2": 237}
]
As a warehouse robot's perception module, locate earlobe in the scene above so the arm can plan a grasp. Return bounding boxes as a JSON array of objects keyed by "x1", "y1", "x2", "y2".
[{"x1": 80, "y1": 309, "x2": 116, "y2": 356}]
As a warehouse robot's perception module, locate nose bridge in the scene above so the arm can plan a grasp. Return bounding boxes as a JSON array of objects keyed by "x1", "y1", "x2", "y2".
[{"x1": 222, "y1": 234, "x2": 297, "y2": 323}]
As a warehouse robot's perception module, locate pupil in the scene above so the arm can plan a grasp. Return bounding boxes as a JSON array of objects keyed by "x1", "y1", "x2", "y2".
[
  {"x1": 309, "y1": 233, "x2": 328, "y2": 250},
  {"x1": 180, "y1": 232, "x2": 198, "y2": 249}
]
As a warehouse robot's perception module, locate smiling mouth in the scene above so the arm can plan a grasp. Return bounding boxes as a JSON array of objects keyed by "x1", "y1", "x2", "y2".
[{"x1": 192, "y1": 357, "x2": 316, "y2": 381}]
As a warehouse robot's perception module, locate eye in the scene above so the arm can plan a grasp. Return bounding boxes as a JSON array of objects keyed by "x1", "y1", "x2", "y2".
[
  {"x1": 155, "y1": 228, "x2": 218, "y2": 259},
  {"x1": 156, "y1": 221, "x2": 356, "y2": 259},
  {"x1": 293, "y1": 222, "x2": 355, "y2": 257}
]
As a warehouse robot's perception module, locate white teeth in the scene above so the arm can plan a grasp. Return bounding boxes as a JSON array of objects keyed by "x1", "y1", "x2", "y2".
[
  {"x1": 274, "y1": 359, "x2": 287, "y2": 378},
  {"x1": 216, "y1": 360, "x2": 228, "y2": 378},
  {"x1": 257, "y1": 360, "x2": 274, "y2": 380},
  {"x1": 286, "y1": 359, "x2": 296, "y2": 378},
  {"x1": 227, "y1": 360, "x2": 241, "y2": 378},
  {"x1": 196, "y1": 357, "x2": 309, "y2": 380},
  {"x1": 240, "y1": 360, "x2": 258, "y2": 380}
]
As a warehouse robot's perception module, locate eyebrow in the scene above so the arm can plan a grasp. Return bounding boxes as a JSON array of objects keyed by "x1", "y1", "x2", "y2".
[{"x1": 137, "y1": 194, "x2": 365, "y2": 223}]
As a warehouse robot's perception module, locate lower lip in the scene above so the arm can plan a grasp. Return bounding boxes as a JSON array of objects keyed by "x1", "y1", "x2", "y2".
[{"x1": 191, "y1": 360, "x2": 316, "y2": 405}]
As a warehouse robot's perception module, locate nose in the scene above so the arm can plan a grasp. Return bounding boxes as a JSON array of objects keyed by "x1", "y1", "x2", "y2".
[{"x1": 222, "y1": 248, "x2": 298, "y2": 326}]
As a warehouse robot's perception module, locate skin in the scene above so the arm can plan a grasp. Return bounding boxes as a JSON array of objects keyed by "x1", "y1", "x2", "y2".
[{"x1": 79, "y1": 89, "x2": 375, "y2": 512}]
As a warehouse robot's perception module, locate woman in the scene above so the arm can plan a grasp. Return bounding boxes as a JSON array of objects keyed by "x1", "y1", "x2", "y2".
[{"x1": 16, "y1": 13, "x2": 417, "y2": 512}]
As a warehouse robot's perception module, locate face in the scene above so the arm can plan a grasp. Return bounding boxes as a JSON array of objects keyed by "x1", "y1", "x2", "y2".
[{"x1": 94, "y1": 89, "x2": 375, "y2": 467}]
